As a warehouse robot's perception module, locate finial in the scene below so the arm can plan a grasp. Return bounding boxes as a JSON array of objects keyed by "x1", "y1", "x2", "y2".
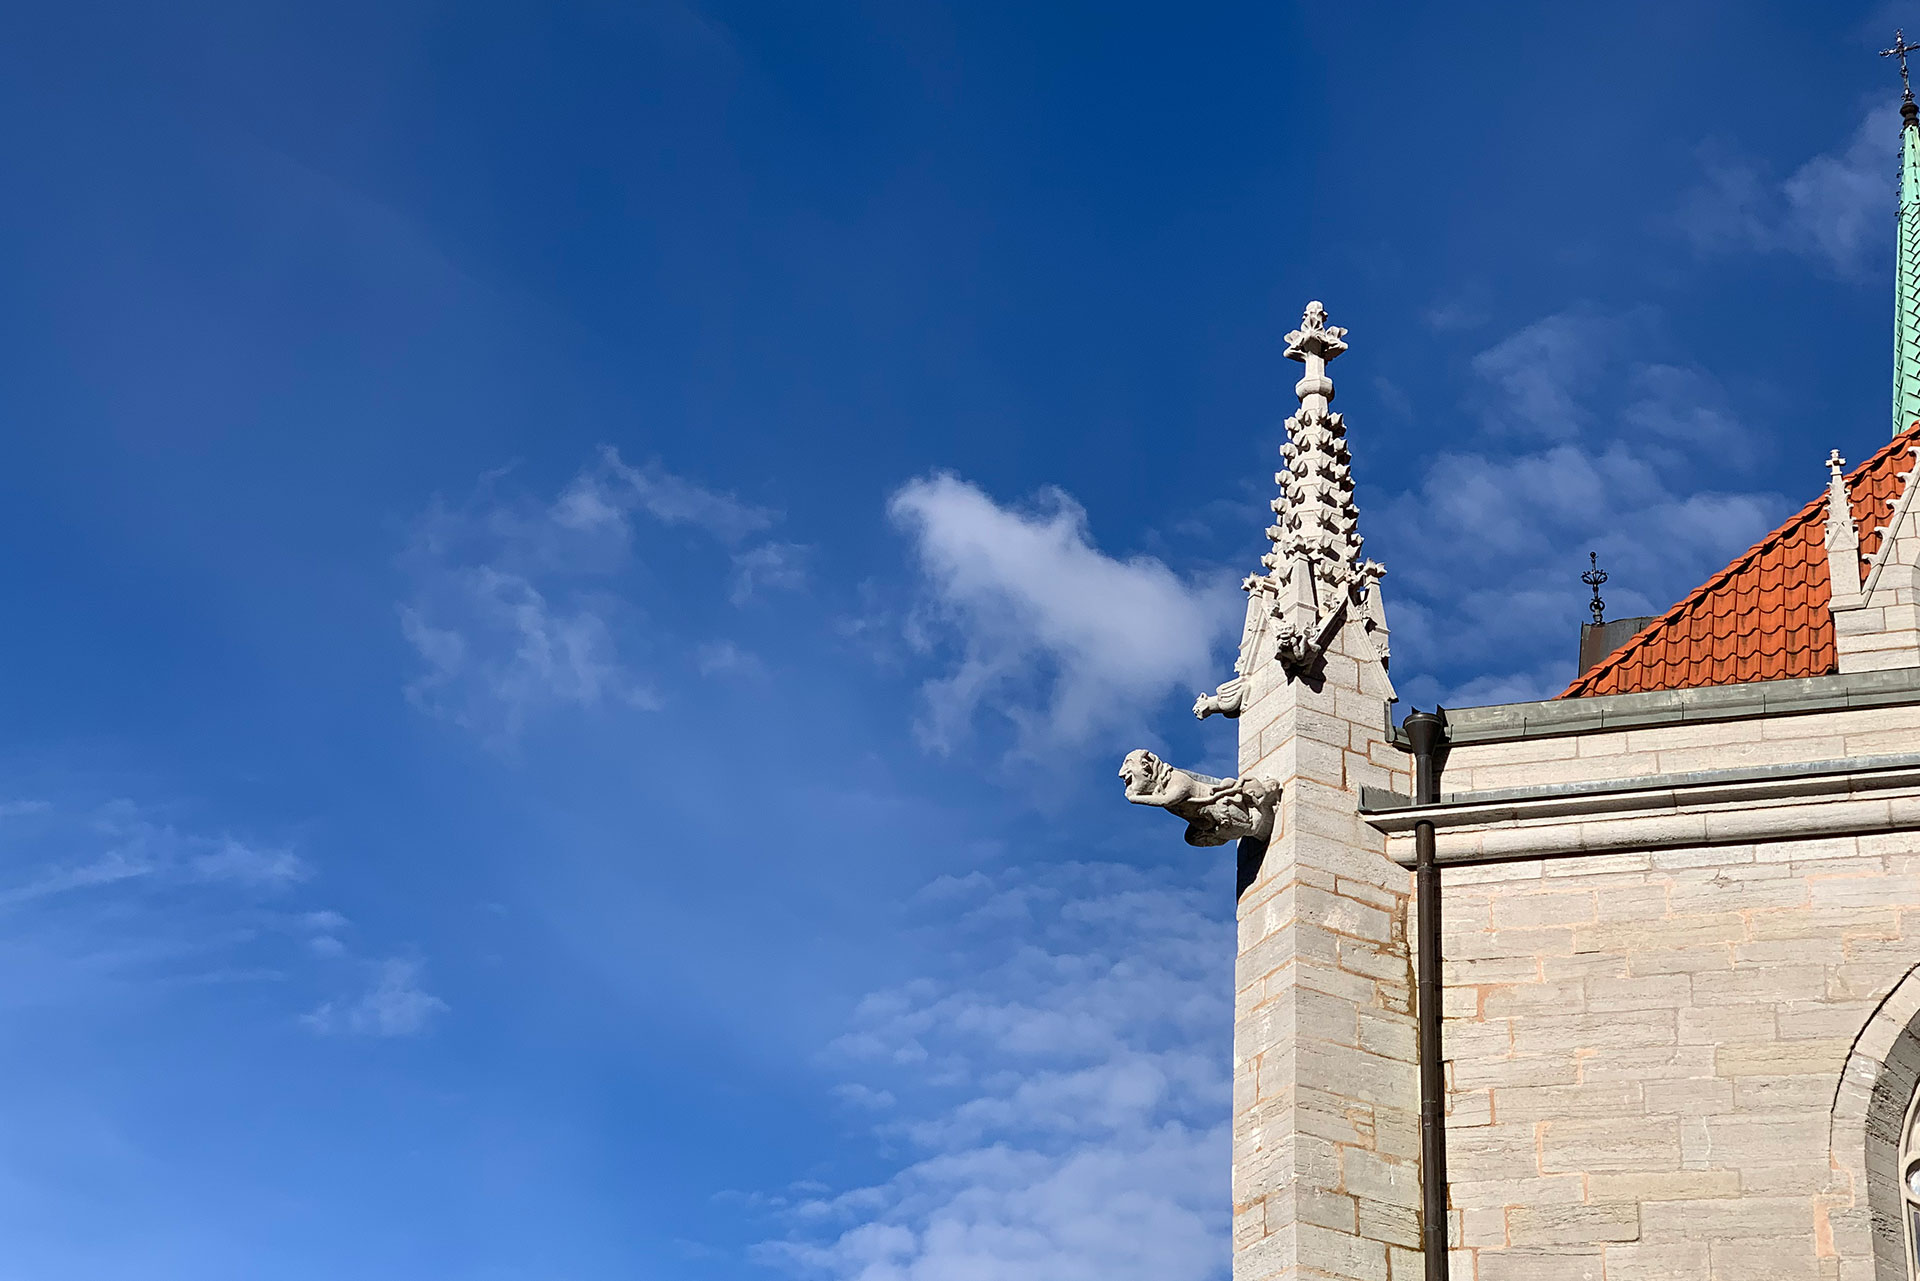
[
  {"x1": 1581, "y1": 552, "x2": 1608, "y2": 626},
  {"x1": 1823, "y1": 446, "x2": 1865, "y2": 606},
  {"x1": 1885, "y1": 29, "x2": 1920, "y2": 118},
  {"x1": 1284, "y1": 301, "x2": 1348, "y2": 366},
  {"x1": 1282, "y1": 300, "x2": 1348, "y2": 422}
]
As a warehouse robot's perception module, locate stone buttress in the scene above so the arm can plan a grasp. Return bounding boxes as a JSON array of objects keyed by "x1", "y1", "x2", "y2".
[
  {"x1": 1121, "y1": 302, "x2": 1422, "y2": 1278},
  {"x1": 1185, "y1": 303, "x2": 1422, "y2": 1280}
]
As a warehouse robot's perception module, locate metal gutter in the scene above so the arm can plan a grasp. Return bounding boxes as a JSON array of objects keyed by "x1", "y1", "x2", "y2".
[{"x1": 1403, "y1": 710, "x2": 1450, "y2": 1281}]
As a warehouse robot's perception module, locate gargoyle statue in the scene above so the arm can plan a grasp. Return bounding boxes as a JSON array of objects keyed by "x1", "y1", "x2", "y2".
[
  {"x1": 1195, "y1": 578, "x2": 1273, "y2": 720},
  {"x1": 1118, "y1": 749, "x2": 1280, "y2": 846},
  {"x1": 1192, "y1": 676, "x2": 1248, "y2": 720}
]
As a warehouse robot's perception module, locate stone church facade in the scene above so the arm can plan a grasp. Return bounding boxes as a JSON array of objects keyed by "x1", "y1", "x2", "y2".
[{"x1": 1120, "y1": 76, "x2": 1920, "y2": 1281}]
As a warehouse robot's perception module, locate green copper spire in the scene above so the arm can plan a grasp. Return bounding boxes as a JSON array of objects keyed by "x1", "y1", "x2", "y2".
[{"x1": 1888, "y1": 30, "x2": 1920, "y2": 436}]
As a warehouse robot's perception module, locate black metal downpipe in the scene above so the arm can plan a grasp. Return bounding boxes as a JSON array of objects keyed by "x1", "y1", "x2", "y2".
[{"x1": 1403, "y1": 709, "x2": 1450, "y2": 1281}]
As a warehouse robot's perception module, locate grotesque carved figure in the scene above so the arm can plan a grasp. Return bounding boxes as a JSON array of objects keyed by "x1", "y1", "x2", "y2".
[
  {"x1": 1195, "y1": 577, "x2": 1275, "y2": 719},
  {"x1": 1192, "y1": 677, "x2": 1247, "y2": 720},
  {"x1": 1118, "y1": 749, "x2": 1280, "y2": 846}
]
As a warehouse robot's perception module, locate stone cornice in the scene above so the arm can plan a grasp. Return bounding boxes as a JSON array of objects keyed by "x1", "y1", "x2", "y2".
[
  {"x1": 1392, "y1": 667, "x2": 1920, "y2": 749},
  {"x1": 1361, "y1": 752, "x2": 1920, "y2": 867}
]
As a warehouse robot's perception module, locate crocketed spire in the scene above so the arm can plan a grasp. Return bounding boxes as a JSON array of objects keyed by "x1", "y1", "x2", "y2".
[
  {"x1": 1895, "y1": 56, "x2": 1920, "y2": 436},
  {"x1": 1191, "y1": 300, "x2": 1390, "y2": 716},
  {"x1": 1265, "y1": 302, "x2": 1386, "y2": 673},
  {"x1": 1266, "y1": 302, "x2": 1365, "y2": 601}
]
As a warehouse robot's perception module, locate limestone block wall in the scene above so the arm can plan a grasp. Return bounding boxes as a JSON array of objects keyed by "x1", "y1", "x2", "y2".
[
  {"x1": 1441, "y1": 704, "x2": 1920, "y2": 796},
  {"x1": 1430, "y1": 835, "x2": 1920, "y2": 1280},
  {"x1": 1231, "y1": 620, "x2": 1425, "y2": 1281},
  {"x1": 1420, "y1": 700, "x2": 1920, "y2": 1280}
]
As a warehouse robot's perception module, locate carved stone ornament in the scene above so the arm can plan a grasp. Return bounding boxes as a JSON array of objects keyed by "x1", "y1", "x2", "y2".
[
  {"x1": 1825, "y1": 449, "x2": 1866, "y2": 609},
  {"x1": 1194, "y1": 575, "x2": 1276, "y2": 719},
  {"x1": 1118, "y1": 749, "x2": 1280, "y2": 846},
  {"x1": 1194, "y1": 302, "x2": 1391, "y2": 707}
]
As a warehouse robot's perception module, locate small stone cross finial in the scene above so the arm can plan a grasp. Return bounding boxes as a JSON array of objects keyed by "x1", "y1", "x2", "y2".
[
  {"x1": 1829, "y1": 449, "x2": 1848, "y2": 476},
  {"x1": 1885, "y1": 29, "x2": 1920, "y2": 103},
  {"x1": 1581, "y1": 551, "x2": 1608, "y2": 626}
]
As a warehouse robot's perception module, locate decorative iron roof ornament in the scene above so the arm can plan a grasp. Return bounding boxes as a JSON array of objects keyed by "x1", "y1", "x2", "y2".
[{"x1": 1582, "y1": 552, "x2": 1608, "y2": 626}]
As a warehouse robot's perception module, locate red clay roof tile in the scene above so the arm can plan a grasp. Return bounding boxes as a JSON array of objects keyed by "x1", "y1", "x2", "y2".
[{"x1": 1559, "y1": 424, "x2": 1920, "y2": 698}]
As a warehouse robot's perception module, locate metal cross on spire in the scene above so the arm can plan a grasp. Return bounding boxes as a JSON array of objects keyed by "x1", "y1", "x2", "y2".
[{"x1": 1884, "y1": 28, "x2": 1920, "y2": 103}]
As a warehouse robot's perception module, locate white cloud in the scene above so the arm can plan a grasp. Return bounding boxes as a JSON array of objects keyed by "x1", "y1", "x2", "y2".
[
  {"x1": 1425, "y1": 297, "x2": 1488, "y2": 333},
  {"x1": 696, "y1": 639, "x2": 767, "y2": 678},
  {"x1": 831, "y1": 1083, "x2": 897, "y2": 1112},
  {"x1": 732, "y1": 541, "x2": 810, "y2": 604},
  {"x1": 888, "y1": 475, "x2": 1238, "y2": 754},
  {"x1": 299, "y1": 910, "x2": 350, "y2": 957},
  {"x1": 1679, "y1": 105, "x2": 1899, "y2": 276},
  {"x1": 762, "y1": 863, "x2": 1229, "y2": 1281},
  {"x1": 0, "y1": 848, "x2": 151, "y2": 908},
  {"x1": 0, "y1": 798, "x2": 422, "y2": 1029},
  {"x1": 399, "y1": 570, "x2": 657, "y2": 739},
  {"x1": 555, "y1": 445, "x2": 774, "y2": 542},
  {"x1": 1469, "y1": 310, "x2": 1614, "y2": 438},
  {"x1": 1378, "y1": 308, "x2": 1784, "y2": 707},
  {"x1": 0, "y1": 805, "x2": 309, "y2": 910},
  {"x1": 400, "y1": 447, "x2": 791, "y2": 740},
  {"x1": 189, "y1": 837, "x2": 308, "y2": 889},
  {"x1": 302, "y1": 957, "x2": 448, "y2": 1038}
]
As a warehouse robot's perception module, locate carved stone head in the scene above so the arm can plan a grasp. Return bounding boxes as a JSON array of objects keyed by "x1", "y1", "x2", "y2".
[{"x1": 1118, "y1": 749, "x2": 1163, "y2": 794}]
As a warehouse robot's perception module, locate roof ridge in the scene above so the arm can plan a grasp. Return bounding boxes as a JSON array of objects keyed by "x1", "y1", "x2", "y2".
[{"x1": 1558, "y1": 423, "x2": 1920, "y2": 698}]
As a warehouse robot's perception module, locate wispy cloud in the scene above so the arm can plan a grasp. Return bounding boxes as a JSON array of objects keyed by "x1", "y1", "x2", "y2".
[
  {"x1": 302, "y1": 957, "x2": 448, "y2": 1037},
  {"x1": 1469, "y1": 308, "x2": 1616, "y2": 439},
  {"x1": 696, "y1": 639, "x2": 767, "y2": 679},
  {"x1": 1380, "y1": 308, "x2": 1784, "y2": 705},
  {"x1": 0, "y1": 802, "x2": 307, "y2": 911},
  {"x1": 732, "y1": 541, "x2": 810, "y2": 604},
  {"x1": 301, "y1": 910, "x2": 351, "y2": 957},
  {"x1": 1424, "y1": 284, "x2": 1492, "y2": 334},
  {"x1": 400, "y1": 447, "x2": 798, "y2": 741},
  {"x1": 888, "y1": 475, "x2": 1238, "y2": 755},
  {"x1": 761, "y1": 863, "x2": 1229, "y2": 1281},
  {"x1": 0, "y1": 796, "x2": 426, "y2": 1028},
  {"x1": 399, "y1": 566, "x2": 657, "y2": 739},
  {"x1": 554, "y1": 445, "x2": 774, "y2": 542},
  {"x1": 188, "y1": 837, "x2": 308, "y2": 889},
  {"x1": 1679, "y1": 104, "x2": 1898, "y2": 276}
]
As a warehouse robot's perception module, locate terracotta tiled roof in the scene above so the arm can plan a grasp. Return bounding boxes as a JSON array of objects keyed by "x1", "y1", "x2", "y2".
[{"x1": 1559, "y1": 424, "x2": 1920, "y2": 698}]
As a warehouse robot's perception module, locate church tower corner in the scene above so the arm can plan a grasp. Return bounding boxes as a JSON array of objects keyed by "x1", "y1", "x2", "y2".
[{"x1": 1218, "y1": 303, "x2": 1424, "y2": 1281}]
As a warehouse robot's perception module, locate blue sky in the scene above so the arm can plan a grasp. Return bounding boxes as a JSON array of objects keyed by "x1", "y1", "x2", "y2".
[{"x1": 0, "y1": 2, "x2": 1911, "y2": 1277}]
